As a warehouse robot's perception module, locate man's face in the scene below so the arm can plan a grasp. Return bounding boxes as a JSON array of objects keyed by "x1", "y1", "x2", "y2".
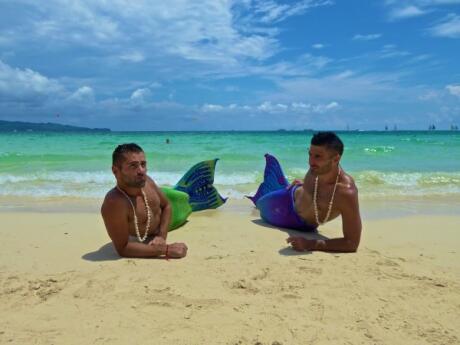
[
  {"x1": 308, "y1": 145, "x2": 339, "y2": 175},
  {"x1": 113, "y1": 151, "x2": 147, "y2": 188}
]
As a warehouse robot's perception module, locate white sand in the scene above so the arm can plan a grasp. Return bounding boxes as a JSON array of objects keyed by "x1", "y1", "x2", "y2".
[{"x1": 0, "y1": 199, "x2": 459, "y2": 344}]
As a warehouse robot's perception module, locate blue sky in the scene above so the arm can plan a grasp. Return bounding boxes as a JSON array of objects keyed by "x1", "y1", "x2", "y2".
[{"x1": 0, "y1": 0, "x2": 459, "y2": 131}]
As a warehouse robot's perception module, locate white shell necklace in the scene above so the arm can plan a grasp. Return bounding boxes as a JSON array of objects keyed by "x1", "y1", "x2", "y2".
[
  {"x1": 313, "y1": 167, "x2": 341, "y2": 226},
  {"x1": 116, "y1": 186, "x2": 152, "y2": 242}
]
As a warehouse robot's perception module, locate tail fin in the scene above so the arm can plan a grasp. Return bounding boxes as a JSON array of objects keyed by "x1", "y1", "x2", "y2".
[
  {"x1": 246, "y1": 153, "x2": 288, "y2": 205},
  {"x1": 174, "y1": 159, "x2": 227, "y2": 211}
]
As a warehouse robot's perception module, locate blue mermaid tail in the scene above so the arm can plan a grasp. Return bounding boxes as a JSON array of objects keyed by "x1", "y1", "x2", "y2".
[
  {"x1": 174, "y1": 159, "x2": 227, "y2": 211},
  {"x1": 246, "y1": 153, "x2": 289, "y2": 205},
  {"x1": 247, "y1": 154, "x2": 316, "y2": 231}
]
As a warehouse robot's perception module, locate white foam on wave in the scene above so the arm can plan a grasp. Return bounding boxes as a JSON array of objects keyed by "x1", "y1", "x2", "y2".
[
  {"x1": 363, "y1": 146, "x2": 395, "y2": 153},
  {"x1": 355, "y1": 171, "x2": 460, "y2": 187},
  {"x1": 1, "y1": 170, "x2": 459, "y2": 200},
  {"x1": 0, "y1": 171, "x2": 113, "y2": 184}
]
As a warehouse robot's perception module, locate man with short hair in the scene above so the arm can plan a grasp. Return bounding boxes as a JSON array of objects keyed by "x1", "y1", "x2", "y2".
[
  {"x1": 250, "y1": 132, "x2": 362, "y2": 252},
  {"x1": 287, "y1": 132, "x2": 362, "y2": 252},
  {"x1": 101, "y1": 143, "x2": 188, "y2": 258}
]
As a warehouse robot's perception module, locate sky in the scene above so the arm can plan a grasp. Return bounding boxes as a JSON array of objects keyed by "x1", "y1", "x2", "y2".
[{"x1": 0, "y1": 0, "x2": 459, "y2": 131}]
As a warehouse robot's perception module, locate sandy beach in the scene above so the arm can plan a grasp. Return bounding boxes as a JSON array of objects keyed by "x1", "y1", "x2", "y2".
[{"x1": 1, "y1": 199, "x2": 459, "y2": 345}]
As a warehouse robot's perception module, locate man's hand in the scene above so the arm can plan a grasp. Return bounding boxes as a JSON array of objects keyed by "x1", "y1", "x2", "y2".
[
  {"x1": 286, "y1": 236, "x2": 315, "y2": 251},
  {"x1": 148, "y1": 236, "x2": 166, "y2": 246},
  {"x1": 167, "y1": 243, "x2": 188, "y2": 258},
  {"x1": 286, "y1": 178, "x2": 303, "y2": 190}
]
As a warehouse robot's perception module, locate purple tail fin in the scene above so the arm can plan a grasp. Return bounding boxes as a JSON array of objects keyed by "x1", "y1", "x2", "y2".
[{"x1": 246, "y1": 153, "x2": 289, "y2": 205}]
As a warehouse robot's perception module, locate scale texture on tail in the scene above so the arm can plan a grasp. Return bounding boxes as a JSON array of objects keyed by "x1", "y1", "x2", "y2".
[
  {"x1": 174, "y1": 159, "x2": 227, "y2": 211},
  {"x1": 247, "y1": 153, "x2": 289, "y2": 205}
]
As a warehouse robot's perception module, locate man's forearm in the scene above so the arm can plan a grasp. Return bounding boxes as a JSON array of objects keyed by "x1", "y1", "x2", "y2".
[
  {"x1": 313, "y1": 238, "x2": 359, "y2": 252},
  {"x1": 118, "y1": 241, "x2": 166, "y2": 258},
  {"x1": 158, "y1": 205, "x2": 172, "y2": 239}
]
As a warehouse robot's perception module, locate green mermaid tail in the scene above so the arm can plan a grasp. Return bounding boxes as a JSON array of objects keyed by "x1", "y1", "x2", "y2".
[
  {"x1": 161, "y1": 159, "x2": 227, "y2": 231},
  {"x1": 161, "y1": 187, "x2": 192, "y2": 231}
]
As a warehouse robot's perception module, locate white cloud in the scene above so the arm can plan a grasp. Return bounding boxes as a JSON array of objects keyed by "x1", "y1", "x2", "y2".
[
  {"x1": 32, "y1": 4, "x2": 121, "y2": 44},
  {"x1": 246, "y1": 100, "x2": 340, "y2": 114},
  {"x1": 244, "y1": 56, "x2": 330, "y2": 78},
  {"x1": 198, "y1": 101, "x2": 340, "y2": 115},
  {"x1": 290, "y1": 101, "x2": 339, "y2": 113},
  {"x1": 419, "y1": 90, "x2": 440, "y2": 100},
  {"x1": 273, "y1": 70, "x2": 404, "y2": 103},
  {"x1": 406, "y1": 1, "x2": 460, "y2": 5},
  {"x1": 68, "y1": 86, "x2": 94, "y2": 102},
  {"x1": 253, "y1": 0, "x2": 333, "y2": 24},
  {"x1": 385, "y1": 1, "x2": 460, "y2": 22},
  {"x1": 257, "y1": 101, "x2": 288, "y2": 112},
  {"x1": 446, "y1": 84, "x2": 460, "y2": 97},
  {"x1": 6, "y1": 1, "x2": 280, "y2": 65},
  {"x1": 4, "y1": 0, "x2": 335, "y2": 70},
  {"x1": 333, "y1": 70, "x2": 355, "y2": 79},
  {"x1": 120, "y1": 51, "x2": 145, "y2": 63},
  {"x1": 379, "y1": 45, "x2": 411, "y2": 59},
  {"x1": 429, "y1": 14, "x2": 460, "y2": 38},
  {"x1": 130, "y1": 88, "x2": 152, "y2": 103},
  {"x1": 388, "y1": 5, "x2": 427, "y2": 20},
  {"x1": 1, "y1": 0, "x2": 337, "y2": 81},
  {"x1": 150, "y1": 82, "x2": 162, "y2": 89},
  {"x1": 202, "y1": 103, "x2": 224, "y2": 112},
  {"x1": 312, "y1": 43, "x2": 324, "y2": 49},
  {"x1": 352, "y1": 33, "x2": 382, "y2": 41},
  {"x1": 312, "y1": 101, "x2": 339, "y2": 113},
  {"x1": 0, "y1": 60, "x2": 63, "y2": 101}
]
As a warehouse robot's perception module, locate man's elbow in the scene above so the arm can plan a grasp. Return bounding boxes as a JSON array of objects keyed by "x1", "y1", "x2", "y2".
[
  {"x1": 347, "y1": 245, "x2": 359, "y2": 253},
  {"x1": 344, "y1": 238, "x2": 360, "y2": 253},
  {"x1": 113, "y1": 243, "x2": 129, "y2": 257},
  {"x1": 349, "y1": 242, "x2": 360, "y2": 252}
]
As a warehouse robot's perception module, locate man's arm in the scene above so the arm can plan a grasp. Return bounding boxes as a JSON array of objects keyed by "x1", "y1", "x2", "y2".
[
  {"x1": 150, "y1": 179, "x2": 171, "y2": 240},
  {"x1": 101, "y1": 196, "x2": 166, "y2": 258},
  {"x1": 287, "y1": 188, "x2": 362, "y2": 253}
]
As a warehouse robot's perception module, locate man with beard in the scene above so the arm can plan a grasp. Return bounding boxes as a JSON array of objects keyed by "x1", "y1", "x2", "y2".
[
  {"x1": 286, "y1": 132, "x2": 362, "y2": 252},
  {"x1": 249, "y1": 132, "x2": 362, "y2": 252},
  {"x1": 101, "y1": 143, "x2": 188, "y2": 258}
]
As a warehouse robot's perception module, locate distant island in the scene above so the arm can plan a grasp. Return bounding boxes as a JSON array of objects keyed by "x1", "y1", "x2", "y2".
[{"x1": 0, "y1": 120, "x2": 111, "y2": 132}]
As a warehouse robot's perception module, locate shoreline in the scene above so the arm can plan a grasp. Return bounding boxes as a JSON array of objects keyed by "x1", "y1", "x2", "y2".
[{"x1": 1, "y1": 195, "x2": 460, "y2": 221}]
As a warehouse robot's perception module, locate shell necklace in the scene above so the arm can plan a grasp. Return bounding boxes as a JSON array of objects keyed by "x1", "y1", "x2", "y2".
[
  {"x1": 116, "y1": 186, "x2": 152, "y2": 242},
  {"x1": 313, "y1": 167, "x2": 341, "y2": 226}
]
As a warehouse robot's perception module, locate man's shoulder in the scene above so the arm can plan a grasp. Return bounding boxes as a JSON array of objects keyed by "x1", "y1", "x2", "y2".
[
  {"x1": 337, "y1": 171, "x2": 358, "y2": 198},
  {"x1": 146, "y1": 176, "x2": 159, "y2": 189},
  {"x1": 146, "y1": 176, "x2": 162, "y2": 196},
  {"x1": 101, "y1": 188, "x2": 127, "y2": 214}
]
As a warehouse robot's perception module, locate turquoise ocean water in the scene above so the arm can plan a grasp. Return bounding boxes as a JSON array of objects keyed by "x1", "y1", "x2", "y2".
[{"x1": 1, "y1": 131, "x2": 459, "y2": 213}]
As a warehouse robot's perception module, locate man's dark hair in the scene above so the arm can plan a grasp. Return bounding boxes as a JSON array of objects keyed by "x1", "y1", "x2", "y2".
[
  {"x1": 311, "y1": 132, "x2": 344, "y2": 156},
  {"x1": 112, "y1": 143, "x2": 144, "y2": 166}
]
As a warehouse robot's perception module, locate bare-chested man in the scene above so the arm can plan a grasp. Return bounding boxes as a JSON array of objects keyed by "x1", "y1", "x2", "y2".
[
  {"x1": 101, "y1": 143, "x2": 188, "y2": 258},
  {"x1": 287, "y1": 132, "x2": 362, "y2": 252}
]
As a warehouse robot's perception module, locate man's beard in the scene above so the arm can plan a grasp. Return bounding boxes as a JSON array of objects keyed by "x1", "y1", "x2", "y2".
[
  {"x1": 312, "y1": 160, "x2": 333, "y2": 176},
  {"x1": 125, "y1": 180, "x2": 146, "y2": 188},
  {"x1": 122, "y1": 174, "x2": 146, "y2": 188}
]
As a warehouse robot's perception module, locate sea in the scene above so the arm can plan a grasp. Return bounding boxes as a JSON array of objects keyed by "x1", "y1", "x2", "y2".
[{"x1": 1, "y1": 130, "x2": 459, "y2": 217}]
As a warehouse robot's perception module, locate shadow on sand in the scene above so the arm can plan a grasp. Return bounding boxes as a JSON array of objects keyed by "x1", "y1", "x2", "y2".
[
  {"x1": 82, "y1": 242, "x2": 121, "y2": 262},
  {"x1": 251, "y1": 218, "x2": 329, "y2": 256}
]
